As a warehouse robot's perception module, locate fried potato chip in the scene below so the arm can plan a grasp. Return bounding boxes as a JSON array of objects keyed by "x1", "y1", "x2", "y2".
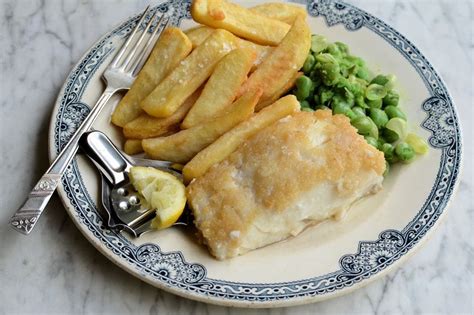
[
  {"x1": 123, "y1": 139, "x2": 143, "y2": 155},
  {"x1": 123, "y1": 89, "x2": 201, "y2": 139},
  {"x1": 185, "y1": 26, "x2": 215, "y2": 48},
  {"x1": 185, "y1": 25, "x2": 273, "y2": 70},
  {"x1": 255, "y1": 71, "x2": 302, "y2": 111},
  {"x1": 191, "y1": 0, "x2": 290, "y2": 46},
  {"x1": 238, "y1": 18, "x2": 310, "y2": 106},
  {"x1": 235, "y1": 38, "x2": 273, "y2": 71},
  {"x1": 142, "y1": 89, "x2": 261, "y2": 163},
  {"x1": 111, "y1": 27, "x2": 192, "y2": 127},
  {"x1": 183, "y1": 95, "x2": 300, "y2": 183},
  {"x1": 250, "y1": 3, "x2": 307, "y2": 24},
  {"x1": 140, "y1": 29, "x2": 237, "y2": 118},
  {"x1": 181, "y1": 48, "x2": 256, "y2": 129}
]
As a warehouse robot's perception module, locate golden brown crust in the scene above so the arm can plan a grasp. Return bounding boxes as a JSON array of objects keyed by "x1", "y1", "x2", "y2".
[{"x1": 187, "y1": 110, "x2": 386, "y2": 259}]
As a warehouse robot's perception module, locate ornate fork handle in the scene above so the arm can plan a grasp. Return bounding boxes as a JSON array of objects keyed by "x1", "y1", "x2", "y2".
[{"x1": 10, "y1": 88, "x2": 117, "y2": 234}]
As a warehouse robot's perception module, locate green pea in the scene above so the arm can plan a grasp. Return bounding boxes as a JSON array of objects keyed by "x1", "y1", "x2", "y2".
[
  {"x1": 385, "y1": 74, "x2": 397, "y2": 90},
  {"x1": 382, "y1": 128, "x2": 399, "y2": 143},
  {"x1": 370, "y1": 75, "x2": 389, "y2": 86},
  {"x1": 352, "y1": 106, "x2": 366, "y2": 117},
  {"x1": 326, "y1": 43, "x2": 342, "y2": 58},
  {"x1": 385, "y1": 117, "x2": 407, "y2": 140},
  {"x1": 300, "y1": 100, "x2": 311, "y2": 109},
  {"x1": 406, "y1": 133, "x2": 429, "y2": 155},
  {"x1": 381, "y1": 143, "x2": 397, "y2": 163},
  {"x1": 314, "y1": 59, "x2": 340, "y2": 86},
  {"x1": 383, "y1": 90, "x2": 400, "y2": 107},
  {"x1": 367, "y1": 98, "x2": 382, "y2": 108},
  {"x1": 340, "y1": 64, "x2": 349, "y2": 78},
  {"x1": 309, "y1": 81, "x2": 318, "y2": 99},
  {"x1": 295, "y1": 75, "x2": 312, "y2": 101},
  {"x1": 356, "y1": 67, "x2": 370, "y2": 81},
  {"x1": 309, "y1": 72, "x2": 322, "y2": 87},
  {"x1": 343, "y1": 88, "x2": 355, "y2": 107},
  {"x1": 315, "y1": 53, "x2": 337, "y2": 64},
  {"x1": 364, "y1": 136, "x2": 378, "y2": 148},
  {"x1": 365, "y1": 84, "x2": 388, "y2": 100},
  {"x1": 345, "y1": 109, "x2": 357, "y2": 120},
  {"x1": 369, "y1": 108, "x2": 389, "y2": 128},
  {"x1": 355, "y1": 95, "x2": 368, "y2": 108},
  {"x1": 377, "y1": 137, "x2": 386, "y2": 150},
  {"x1": 346, "y1": 55, "x2": 365, "y2": 67},
  {"x1": 331, "y1": 94, "x2": 346, "y2": 106},
  {"x1": 351, "y1": 116, "x2": 378, "y2": 138},
  {"x1": 395, "y1": 142, "x2": 416, "y2": 162},
  {"x1": 383, "y1": 160, "x2": 390, "y2": 176},
  {"x1": 335, "y1": 42, "x2": 349, "y2": 55},
  {"x1": 318, "y1": 88, "x2": 334, "y2": 105},
  {"x1": 302, "y1": 54, "x2": 316, "y2": 74},
  {"x1": 301, "y1": 107, "x2": 314, "y2": 112},
  {"x1": 333, "y1": 102, "x2": 351, "y2": 115},
  {"x1": 384, "y1": 105, "x2": 407, "y2": 120},
  {"x1": 370, "y1": 74, "x2": 396, "y2": 89},
  {"x1": 342, "y1": 75, "x2": 366, "y2": 99},
  {"x1": 311, "y1": 35, "x2": 328, "y2": 53}
]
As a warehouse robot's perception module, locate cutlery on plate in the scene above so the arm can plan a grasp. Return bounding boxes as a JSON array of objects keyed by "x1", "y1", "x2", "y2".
[
  {"x1": 10, "y1": 6, "x2": 170, "y2": 235},
  {"x1": 79, "y1": 131, "x2": 188, "y2": 237}
]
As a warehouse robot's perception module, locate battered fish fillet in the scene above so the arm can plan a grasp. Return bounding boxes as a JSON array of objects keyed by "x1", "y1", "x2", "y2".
[{"x1": 186, "y1": 110, "x2": 386, "y2": 260}]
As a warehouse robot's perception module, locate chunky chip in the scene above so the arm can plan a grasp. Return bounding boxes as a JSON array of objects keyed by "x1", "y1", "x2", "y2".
[
  {"x1": 111, "y1": 27, "x2": 192, "y2": 127},
  {"x1": 181, "y1": 48, "x2": 256, "y2": 129},
  {"x1": 142, "y1": 89, "x2": 261, "y2": 163},
  {"x1": 191, "y1": 0, "x2": 290, "y2": 46},
  {"x1": 140, "y1": 29, "x2": 237, "y2": 118},
  {"x1": 183, "y1": 95, "x2": 300, "y2": 183},
  {"x1": 185, "y1": 25, "x2": 273, "y2": 70},
  {"x1": 185, "y1": 26, "x2": 215, "y2": 48},
  {"x1": 249, "y1": 3, "x2": 307, "y2": 24},
  {"x1": 255, "y1": 71, "x2": 302, "y2": 111},
  {"x1": 123, "y1": 139, "x2": 143, "y2": 155},
  {"x1": 238, "y1": 18, "x2": 310, "y2": 106},
  {"x1": 123, "y1": 89, "x2": 201, "y2": 139}
]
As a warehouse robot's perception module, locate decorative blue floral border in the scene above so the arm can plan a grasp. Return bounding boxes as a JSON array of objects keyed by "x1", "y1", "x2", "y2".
[{"x1": 52, "y1": 0, "x2": 461, "y2": 304}]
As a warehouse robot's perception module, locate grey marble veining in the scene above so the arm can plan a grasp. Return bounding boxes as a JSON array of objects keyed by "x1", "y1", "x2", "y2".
[{"x1": 0, "y1": 0, "x2": 472, "y2": 314}]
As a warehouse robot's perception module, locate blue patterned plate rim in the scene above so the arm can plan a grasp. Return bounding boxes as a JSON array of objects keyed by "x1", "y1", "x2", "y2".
[{"x1": 48, "y1": 0, "x2": 462, "y2": 307}]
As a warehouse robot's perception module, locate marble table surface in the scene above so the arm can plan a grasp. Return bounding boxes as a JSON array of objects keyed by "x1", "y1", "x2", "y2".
[{"x1": 1, "y1": 0, "x2": 472, "y2": 314}]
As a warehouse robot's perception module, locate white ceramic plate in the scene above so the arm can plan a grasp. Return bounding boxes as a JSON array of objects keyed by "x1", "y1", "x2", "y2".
[{"x1": 47, "y1": 0, "x2": 462, "y2": 307}]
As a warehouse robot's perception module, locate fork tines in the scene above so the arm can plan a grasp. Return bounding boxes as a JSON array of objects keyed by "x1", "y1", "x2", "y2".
[{"x1": 111, "y1": 6, "x2": 170, "y2": 76}]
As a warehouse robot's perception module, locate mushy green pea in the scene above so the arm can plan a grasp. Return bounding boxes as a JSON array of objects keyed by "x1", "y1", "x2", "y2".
[{"x1": 291, "y1": 34, "x2": 428, "y2": 168}]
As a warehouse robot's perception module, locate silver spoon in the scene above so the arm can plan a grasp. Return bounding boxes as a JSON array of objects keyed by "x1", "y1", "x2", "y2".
[{"x1": 79, "y1": 131, "x2": 189, "y2": 237}]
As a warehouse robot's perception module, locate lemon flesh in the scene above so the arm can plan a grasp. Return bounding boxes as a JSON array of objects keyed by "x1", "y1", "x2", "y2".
[{"x1": 129, "y1": 166, "x2": 186, "y2": 229}]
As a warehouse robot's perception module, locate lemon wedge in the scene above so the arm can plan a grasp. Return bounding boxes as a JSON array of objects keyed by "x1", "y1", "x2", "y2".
[{"x1": 129, "y1": 166, "x2": 186, "y2": 229}]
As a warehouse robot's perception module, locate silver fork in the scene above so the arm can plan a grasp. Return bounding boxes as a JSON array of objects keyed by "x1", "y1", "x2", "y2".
[{"x1": 10, "y1": 6, "x2": 170, "y2": 235}]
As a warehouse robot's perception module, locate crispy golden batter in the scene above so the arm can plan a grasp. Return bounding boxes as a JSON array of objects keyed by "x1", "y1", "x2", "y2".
[
  {"x1": 187, "y1": 110, "x2": 386, "y2": 259},
  {"x1": 182, "y1": 95, "x2": 300, "y2": 183}
]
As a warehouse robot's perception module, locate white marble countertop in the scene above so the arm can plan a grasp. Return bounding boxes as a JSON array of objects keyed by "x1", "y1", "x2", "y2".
[{"x1": 1, "y1": 0, "x2": 472, "y2": 314}]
